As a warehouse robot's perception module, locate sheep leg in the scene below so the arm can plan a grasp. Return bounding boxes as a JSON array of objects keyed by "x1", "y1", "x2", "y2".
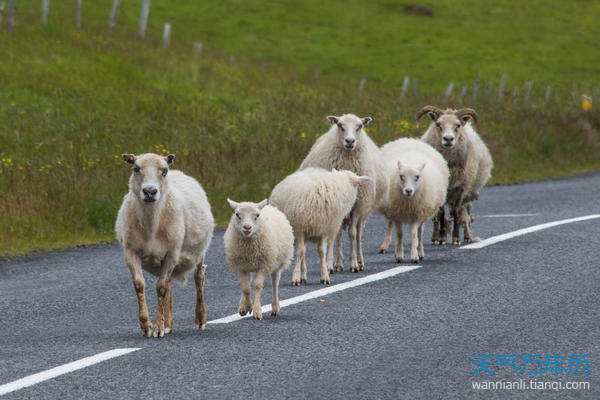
[
  {"x1": 357, "y1": 219, "x2": 366, "y2": 271},
  {"x1": 348, "y1": 214, "x2": 360, "y2": 273},
  {"x1": 237, "y1": 271, "x2": 252, "y2": 316},
  {"x1": 408, "y1": 222, "x2": 420, "y2": 263},
  {"x1": 252, "y1": 271, "x2": 266, "y2": 320},
  {"x1": 333, "y1": 229, "x2": 344, "y2": 272},
  {"x1": 318, "y1": 237, "x2": 330, "y2": 285},
  {"x1": 461, "y1": 205, "x2": 481, "y2": 243},
  {"x1": 432, "y1": 206, "x2": 446, "y2": 245},
  {"x1": 271, "y1": 269, "x2": 282, "y2": 316},
  {"x1": 291, "y1": 234, "x2": 305, "y2": 286},
  {"x1": 393, "y1": 220, "x2": 404, "y2": 263},
  {"x1": 379, "y1": 219, "x2": 393, "y2": 253},
  {"x1": 125, "y1": 250, "x2": 152, "y2": 338},
  {"x1": 154, "y1": 253, "x2": 177, "y2": 338},
  {"x1": 194, "y1": 263, "x2": 207, "y2": 331},
  {"x1": 327, "y1": 236, "x2": 335, "y2": 274},
  {"x1": 164, "y1": 278, "x2": 173, "y2": 334},
  {"x1": 451, "y1": 203, "x2": 463, "y2": 246},
  {"x1": 418, "y1": 223, "x2": 425, "y2": 260}
]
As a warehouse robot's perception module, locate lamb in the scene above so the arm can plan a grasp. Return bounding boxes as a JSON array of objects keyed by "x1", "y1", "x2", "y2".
[
  {"x1": 378, "y1": 138, "x2": 449, "y2": 263},
  {"x1": 115, "y1": 153, "x2": 214, "y2": 338},
  {"x1": 418, "y1": 106, "x2": 493, "y2": 245},
  {"x1": 224, "y1": 199, "x2": 294, "y2": 320},
  {"x1": 299, "y1": 114, "x2": 388, "y2": 273},
  {"x1": 269, "y1": 168, "x2": 370, "y2": 285}
]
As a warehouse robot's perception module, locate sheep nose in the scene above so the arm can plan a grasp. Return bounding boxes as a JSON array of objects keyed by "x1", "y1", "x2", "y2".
[
  {"x1": 443, "y1": 135, "x2": 454, "y2": 143},
  {"x1": 143, "y1": 187, "x2": 158, "y2": 197},
  {"x1": 345, "y1": 138, "x2": 356, "y2": 145},
  {"x1": 242, "y1": 224, "x2": 252, "y2": 231},
  {"x1": 404, "y1": 188, "x2": 413, "y2": 196}
]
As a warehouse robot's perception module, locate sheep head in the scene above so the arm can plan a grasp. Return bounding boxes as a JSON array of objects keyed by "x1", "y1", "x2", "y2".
[
  {"x1": 417, "y1": 106, "x2": 479, "y2": 149},
  {"x1": 396, "y1": 160, "x2": 425, "y2": 198},
  {"x1": 227, "y1": 198, "x2": 268, "y2": 238},
  {"x1": 122, "y1": 153, "x2": 174, "y2": 204},
  {"x1": 326, "y1": 114, "x2": 372, "y2": 152}
]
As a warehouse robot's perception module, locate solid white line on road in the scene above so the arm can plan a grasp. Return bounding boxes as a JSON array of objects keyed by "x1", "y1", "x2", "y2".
[
  {"x1": 0, "y1": 348, "x2": 141, "y2": 396},
  {"x1": 461, "y1": 214, "x2": 600, "y2": 250},
  {"x1": 477, "y1": 213, "x2": 539, "y2": 218},
  {"x1": 208, "y1": 264, "x2": 422, "y2": 324}
]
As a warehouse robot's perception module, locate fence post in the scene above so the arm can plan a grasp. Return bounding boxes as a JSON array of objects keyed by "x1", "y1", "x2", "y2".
[
  {"x1": 41, "y1": 0, "x2": 49, "y2": 23},
  {"x1": 472, "y1": 73, "x2": 481, "y2": 102},
  {"x1": 498, "y1": 73, "x2": 507, "y2": 101},
  {"x1": 400, "y1": 76, "x2": 410, "y2": 99},
  {"x1": 458, "y1": 86, "x2": 467, "y2": 104},
  {"x1": 412, "y1": 77, "x2": 418, "y2": 94},
  {"x1": 108, "y1": 0, "x2": 120, "y2": 31},
  {"x1": 544, "y1": 85, "x2": 552, "y2": 106},
  {"x1": 511, "y1": 87, "x2": 519, "y2": 105},
  {"x1": 138, "y1": 0, "x2": 150, "y2": 38},
  {"x1": 162, "y1": 22, "x2": 171, "y2": 47},
  {"x1": 193, "y1": 41, "x2": 203, "y2": 54},
  {"x1": 593, "y1": 87, "x2": 599, "y2": 110},
  {"x1": 358, "y1": 77, "x2": 367, "y2": 94},
  {"x1": 7, "y1": 0, "x2": 15, "y2": 30},
  {"x1": 0, "y1": 1, "x2": 4, "y2": 26},
  {"x1": 484, "y1": 81, "x2": 492, "y2": 100},
  {"x1": 75, "y1": 0, "x2": 81, "y2": 28},
  {"x1": 313, "y1": 67, "x2": 320, "y2": 81},
  {"x1": 524, "y1": 80, "x2": 532, "y2": 107},
  {"x1": 443, "y1": 82, "x2": 454, "y2": 104}
]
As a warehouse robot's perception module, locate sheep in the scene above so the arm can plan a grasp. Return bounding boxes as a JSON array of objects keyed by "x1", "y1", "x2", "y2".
[
  {"x1": 115, "y1": 153, "x2": 214, "y2": 338},
  {"x1": 378, "y1": 138, "x2": 449, "y2": 263},
  {"x1": 269, "y1": 167, "x2": 370, "y2": 285},
  {"x1": 299, "y1": 114, "x2": 388, "y2": 273},
  {"x1": 417, "y1": 106, "x2": 493, "y2": 245},
  {"x1": 224, "y1": 199, "x2": 294, "y2": 320}
]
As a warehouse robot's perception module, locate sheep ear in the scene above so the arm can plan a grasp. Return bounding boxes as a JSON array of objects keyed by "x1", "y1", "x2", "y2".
[
  {"x1": 164, "y1": 154, "x2": 175, "y2": 165},
  {"x1": 362, "y1": 117, "x2": 373, "y2": 126},
  {"x1": 227, "y1": 198, "x2": 239, "y2": 210},
  {"x1": 355, "y1": 176, "x2": 370, "y2": 186},
  {"x1": 428, "y1": 112, "x2": 438, "y2": 121},
  {"x1": 418, "y1": 162, "x2": 426, "y2": 172},
  {"x1": 121, "y1": 154, "x2": 136, "y2": 164},
  {"x1": 326, "y1": 115, "x2": 339, "y2": 125},
  {"x1": 460, "y1": 115, "x2": 471, "y2": 126},
  {"x1": 257, "y1": 199, "x2": 268, "y2": 210}
]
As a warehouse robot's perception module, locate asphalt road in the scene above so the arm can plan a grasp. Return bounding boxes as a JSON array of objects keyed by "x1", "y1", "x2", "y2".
[{"x1": 1, "y1": 172, "x2": 599, "y2": 399}]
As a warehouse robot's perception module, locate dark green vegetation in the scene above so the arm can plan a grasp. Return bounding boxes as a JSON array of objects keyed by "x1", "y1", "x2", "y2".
[{"x1": 1, "y1": 1, "x2": 599, "y2": 255}]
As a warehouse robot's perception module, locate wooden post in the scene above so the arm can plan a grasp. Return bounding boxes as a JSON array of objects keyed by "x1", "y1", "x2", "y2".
[
  {"x1": 412, "y1": 77, "x2": 418, "y2": 94},
  {"x1": 443, "y1": 82, "x2": 454, "y2": 105},
  {"x1": 593, "y1": 87, "x2": 599, "y2": 110},
  {"x1": 313, "y1": 67, "x2": 320, "y2": 81},
  {"x1": 400, "y1": 76, "x2": 410, "y2": 98},
  {"x1": 193, "y1": 41, "x2": 203, "y2": 54},
  {"x1": 544, "y1": 85, "x2": 552, "y2": 105},
  {"x1": 358, "y1": 77, "x2": 367, "y2": 94},
  {"x1": 108, "y1": 0, "x2": 120, "y2": 31},
  {"x1": 0, "y1": 1, "x2": 5, "y2": 26},
  {"x1": 511, "y1": 87, "x2": 519, "y2": 105},
  {"x1": 524, "y1": 80, "x2": 532, "y2": 107},
  {"x1": 7, "y1": 0, "x2": 16, "y2": 30},
  {"x1": 472, "y1": 73, "x2": 481, "y2": 102},
  {"x1": 229, "y1": 55, "x2": 235, "y2": 65},
  {"x1": 162, "y1": 22, "x2": 171, "y2": 47},
  {"x1": 498, "y1": 73, "x2": 507, "y2": 101},
  {"x1": 41, "y1": 0, "x2": 49, "y2": 24},
  {"x1": 75, "y1": 0, "x2": 81, "y2": 29},
  {"x1": 484, "y1": 82, "x2": 492, "y2": 100},
  {"x1": 138, "y1": 0, "x2": 150, "y2": 38},
  {"x1": 458, "y1": 86, "x2": 467, "y2": 104}
]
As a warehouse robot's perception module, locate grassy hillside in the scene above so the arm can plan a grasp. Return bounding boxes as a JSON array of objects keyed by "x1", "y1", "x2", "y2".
[{"x1": 1, "y1": 1, "x2": 599, "y2": 255}]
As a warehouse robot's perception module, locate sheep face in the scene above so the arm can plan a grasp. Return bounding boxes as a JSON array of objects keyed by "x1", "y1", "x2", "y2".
[
  {"x1": 227, "y1": 199, "x2": 268, "y2": 238},
  {"x1": 122, "y1": 153, "x2": 174, "y2": 204},
  {"x1": 396, "y1": 160, "x2": 425, "y2": 199},
  {"x1": 428, "y1": 112, "x2": 474, "y2": 149},
  {"x1": 326, "y1": 114, "x2": 372, "y2": 152}
]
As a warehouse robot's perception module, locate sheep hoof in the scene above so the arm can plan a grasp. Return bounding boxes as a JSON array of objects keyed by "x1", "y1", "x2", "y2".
[
  {"x1": 452, "y1": 239, "x2": 461, "y2": 246},
  {"x1": 467, "y1": 237, "x2": 481, "y2": 243},
  {"x1": 350, "y1": 267, "x2": 359, "y2": 273},
  {"x1": 395, "y1": 257, "x2": 403, "y2": 263},
  {"x1": 239, "y1": 310, "x2": 248, "y2": 316},
  {"x1": 440, "y1": 240, "x2": 446, "y2": 245},
  {"x1": 432, "y1": 239, "x2": 440, "y2": 245},
  {"x1": 334, "y1": 265, "x2": 343, "y2": 272},
  {"x1": 164, "y1": 327, "x2": 172, "y2": 334},
  {"x1": 419, "y1": 256, "x2": 424, "y2": 261},
  {"x1": 320, "y1": 279, "x2": 330, "y2": 285},
  {"x1": 358, "y1": 264, "x2": 364, "y2": 271},
  {"x1": 378, "y1": 248, "x2": 388, "y2": 254},
  {"x1": 328, "y1": 268, "x2": 334, "y2": 274},
  {"x1": 291, "y1": 280, "x2": 300, "y2": 286},
  {"x1": 300, "y1": 278, "x2": 307, "y2": 285},
  {"x1": 271, "y1": 311, "x2": 278, "y2": 317},
  {"x1": 195, "y1": 321, "x2": 206, "y2": 331},
  {"x1": 411, "y1": 259, "x2": 419, "y2": 264},
  {"x1": 141, "y1": 326, "x2": 153, "y2": 338},
  {"x1": 253, "y1": 311, "x2": 262, "y2": 320}
]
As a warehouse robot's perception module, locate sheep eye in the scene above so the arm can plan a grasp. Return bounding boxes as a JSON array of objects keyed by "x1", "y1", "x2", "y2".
[
  {"x1": 356, "y1": 124, "x2": 363, "y2": 132},
  {"x1": 400, "y1": 175, "x2": 405, "y2": 180},
  {"x1": 254, "y1": 213, "x2": 259, "y2": 220},
  {"x1": 435, "y1": 123, "x2": 442, "y2": 130},
  {"x1": 161, "y1": 168, "x2": 168, "y2": 177},
  {"x1": 337, "y1": 123, "x2": 345, "y2": 132},
  {"x1": 455, "y1": 125, "x2": 460, "y2": 131},
  {"x1": 415, "y1": 175, "x2": 420, "y2": 181},
  {"x1": 133, "y1": 166, "x2": 141, "y2": 173},
  {"x1": 235, "y1": 212, "x2": 240, "y2": 219}
]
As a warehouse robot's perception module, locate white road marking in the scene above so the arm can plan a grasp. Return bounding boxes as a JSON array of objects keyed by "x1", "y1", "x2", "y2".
[
  {"x1": 461, "y1": 214, "x2": 600, "y2": 250},
  {"x1": 208, "y1": 264, "x2": 422, "y2": 324},
  {"x1": 477, "y1": 213, "x2": 538, "y2": 218},
  {"x1": 0, "y1": 348, "x2": 141, "y2": 396}
]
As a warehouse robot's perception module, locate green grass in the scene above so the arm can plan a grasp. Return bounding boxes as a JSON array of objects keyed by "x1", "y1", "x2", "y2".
[{"x1": 1, "y1": 2, "x2": 600, "y2": 255}]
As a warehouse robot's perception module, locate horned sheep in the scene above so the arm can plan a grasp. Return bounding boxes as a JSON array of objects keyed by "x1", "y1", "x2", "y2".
[
  {"x1": 378, "y1": 138, "x2": 449, "y2": 263},
  {"x1": 115, "y1": 153, "x2": 214, "y2": 338},
  {"x1": 299, "y1": 114, "x2": 388, "y2": 273},
  {"x1": 418, "y1": 106, "x2": 493, "y2": 245},
  {"x1": 270, "y1": 167, "x2": 370, "y2": 285},
  {"x1": 224, "y1": 199, "x2": 294, "y2": 320}
]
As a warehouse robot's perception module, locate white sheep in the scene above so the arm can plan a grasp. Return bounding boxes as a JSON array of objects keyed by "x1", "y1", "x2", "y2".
[
  {"x1": 299, "y1": 114, "x2": 388, "y2": 273},
  {"x1": 418, "y1": 106, "x2": 493, "y2": 245},
  {"x1": 115, "y1": 153, "x2": 214, "y2": 338},
  {"x1": 270, "y1": 167, "x2": 370, "y2": 285},
  {"x1": 378, "y1": 138, "x2": 449, "y2": 263},
  {"x1": 224, "y1": 199, "x2": 294, "y2": 320}
]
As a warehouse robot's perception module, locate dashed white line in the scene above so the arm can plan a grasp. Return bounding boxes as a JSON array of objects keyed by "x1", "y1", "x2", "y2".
[
  {"x1": 0, "y1": 348, "x2": 141, "y2": 396},
  {"x1": 461, "y1": 214, "x2": 600, "y2": 250},
  {"x1": 209, "y1": 264, "x2": 422, "y2": 324}
]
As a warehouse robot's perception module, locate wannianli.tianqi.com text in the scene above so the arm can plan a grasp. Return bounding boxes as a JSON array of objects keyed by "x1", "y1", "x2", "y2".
[{"x1": 471, "y1": 379, "x2": 590, "y2": 391}]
